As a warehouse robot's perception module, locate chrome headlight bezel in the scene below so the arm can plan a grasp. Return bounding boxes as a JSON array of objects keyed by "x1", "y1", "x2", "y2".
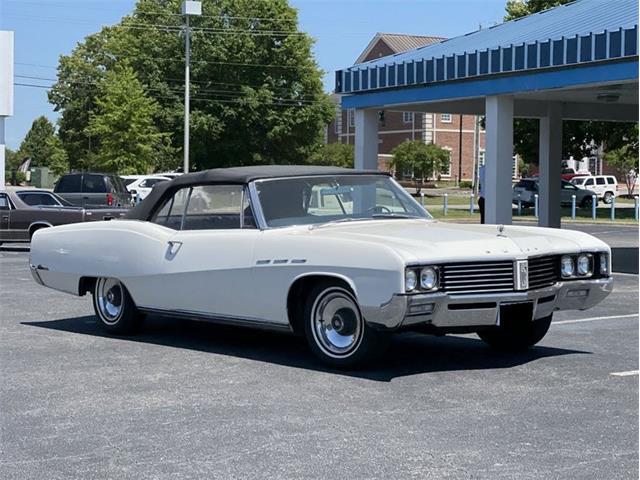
[
  {"x1": 405, "y1": 269, "x2": 417, "y2": 292},
  {"x1": 419, "y1": 267, "x2": 439, "y2": 291},
  {"x1": 599, "y1": 253, "x2": 610, "y2": 276},
  {"x1": 576, "y1": 253, "x2": 593, "y2": 277},
  {"x1": 405, "y1": 266, "x2": 439, "y2": 293},
  {"x1": 560, "y1": 255, "x2": 575, "y2": 278}
]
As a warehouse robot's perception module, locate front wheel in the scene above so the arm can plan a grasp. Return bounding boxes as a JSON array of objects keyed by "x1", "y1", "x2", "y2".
[
  {"x1": 92, "y1": 277, "x2": 141, "y2": 334},
  {"x1": 304, "y1": 283, "x2": 389, "y2": 368},
  {"x1": 603, "y1": 192, "x2": 614, "y2": 204},
  {"x1": 477, "y1": 314, "x2": 552, "y2": 351}
]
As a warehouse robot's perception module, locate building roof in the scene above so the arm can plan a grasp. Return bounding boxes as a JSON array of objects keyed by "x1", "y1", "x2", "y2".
[
  {"x1": 126, "y1": 166, "x2": 387, "y2": 220},
  {"x1": 355, "y1": 33, "x2": 445, "y2": 64},
  {"x1": 336, "y1": 0, "x2": 638, "y2": 95}
]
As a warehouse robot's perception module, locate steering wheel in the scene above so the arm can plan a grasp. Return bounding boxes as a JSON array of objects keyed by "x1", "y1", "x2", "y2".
[{"x1": 367, "y1": 205, "x2": 392, "y2": 215}]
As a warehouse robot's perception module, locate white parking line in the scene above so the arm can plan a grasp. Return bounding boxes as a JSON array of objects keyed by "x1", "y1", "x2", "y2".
[
  {"x1": 610, "y1": 370, "x2": 639, "y2": 377},
  {"x1": 553, "y1": 313, "x2": 638, "y2": 325}
]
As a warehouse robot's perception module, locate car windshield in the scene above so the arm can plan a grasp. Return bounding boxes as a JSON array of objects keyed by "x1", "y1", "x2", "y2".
[{"x1": 253, "y1": 175, "x2": 431, "y2": 228}]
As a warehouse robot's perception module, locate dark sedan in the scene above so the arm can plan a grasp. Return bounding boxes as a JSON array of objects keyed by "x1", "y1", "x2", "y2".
[{"x1": 0, "y1": 188, "x2": 128, "y2": 244}]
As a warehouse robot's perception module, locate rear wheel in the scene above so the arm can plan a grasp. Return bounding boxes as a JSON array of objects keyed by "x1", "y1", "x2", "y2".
[
  {"x1": 92, "y1": 277, "x2": 141, "y2": 334},
  {"x1": 29, "y1": 224, "x2": 49, "y2": 240},
  {"x1": 580, "y1": 196, "x2": 594, "y2": 208},
  {"x1": 603, "y1": 191, "x2": 614, "y2": 204},
  {"x1": 477, "y1": 314, "x2": 552, "y2": 351},
  {"x1": 303, "y1": 282, "x2": 389, "y2": 368}
]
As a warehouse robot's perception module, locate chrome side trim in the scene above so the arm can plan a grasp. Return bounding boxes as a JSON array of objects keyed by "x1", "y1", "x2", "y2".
[{"x1": 137, "y1": 306, "x2": 294, "y2": 333}]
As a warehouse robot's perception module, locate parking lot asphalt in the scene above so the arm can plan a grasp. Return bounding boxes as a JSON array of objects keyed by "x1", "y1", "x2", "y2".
[{"x1": 1, "y1": 244, "x2": 638, "y2": 479}]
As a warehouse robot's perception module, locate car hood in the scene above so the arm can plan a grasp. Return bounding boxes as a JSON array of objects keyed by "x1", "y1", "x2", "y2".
[{"x1": 302, "y1": 219, "x2": 608, "y2": 263}]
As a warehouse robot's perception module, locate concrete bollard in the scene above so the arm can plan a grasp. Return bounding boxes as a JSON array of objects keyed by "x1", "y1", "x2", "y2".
[
  {"x1": 635, "y1": 196, "x2": 639, "y2": 221},
  {"x1": 517, "y1": 194, "x2": 522, "y2": 216},
  {"x1": 443, "y1": 193, "x2": 448, "y2": 216},
  {"x1": 469, "y1": 193, "x2": 475, "y2": 214},
  {"x1": 534, "y1": 194, "x2": 539, "y2": 218},
  {"x1": 610, "y1": 196, "x2": 616, "y2": 221},
  {"x1": 592, "y1": 195, "x2": 597, "y2": 220},
  {"x1": 571, "y1": 195, "x2": 576, "y2": 220}
]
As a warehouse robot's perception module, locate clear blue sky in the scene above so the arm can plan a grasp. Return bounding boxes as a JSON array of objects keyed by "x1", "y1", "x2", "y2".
[{"x1": 1, "y1": 0, "x2": 506, "y2": 149}]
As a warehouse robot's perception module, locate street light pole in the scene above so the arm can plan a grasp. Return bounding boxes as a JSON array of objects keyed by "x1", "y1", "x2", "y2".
[{"x1": 181, "y1": 1, "x2": 202, "y2": 174}]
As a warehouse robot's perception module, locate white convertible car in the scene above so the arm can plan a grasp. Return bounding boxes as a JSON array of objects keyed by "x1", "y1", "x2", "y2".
[{"x1": 29, "y1": 166, "x2": 613, "y2": 367}]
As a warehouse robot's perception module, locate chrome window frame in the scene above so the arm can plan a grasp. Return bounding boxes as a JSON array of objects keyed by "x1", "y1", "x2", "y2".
[{"x1": 247, "y1": 174, "x2": 432, "y2": 231}]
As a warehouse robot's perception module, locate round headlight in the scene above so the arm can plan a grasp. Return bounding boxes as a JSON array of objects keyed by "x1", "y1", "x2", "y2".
[
  {"x1": 561, "y1": 255, "x2": 575, "y2": 278},
  {"x1": 405, "y1": 269, "x2": 417, "y2": 292},
  {"x1": 599, "y1": 254, "x2": 609, "y2": 276},
  {"x1": 420, "y1": 267, "x2": 438, "y2": 290},
  {"x1": 577, "y1": 254, "x2": 591, "y2": 276}
]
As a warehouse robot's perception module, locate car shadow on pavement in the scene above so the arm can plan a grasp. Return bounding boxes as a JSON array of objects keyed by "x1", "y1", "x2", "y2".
[{"x1": 22, "y1": 315, "x2": 590, "y2": 382}]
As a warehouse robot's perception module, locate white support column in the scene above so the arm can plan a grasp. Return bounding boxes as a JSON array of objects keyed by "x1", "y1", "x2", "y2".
[
  {"x1": 484, "y1": 95, "x2": 514, "y2": 225},
  {"x1": 538, "y1": 103, "x2": 562, "y2": 228},
  {"x1": 354, "y1": 109, "x2": 379, "y2": 170}
]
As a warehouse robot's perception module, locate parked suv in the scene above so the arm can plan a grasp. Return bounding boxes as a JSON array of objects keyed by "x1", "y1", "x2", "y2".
[
  {"x1": 513, "y1": 178, "x2": 598, "y2": 208},
  {"x1": 571, "y1": 175, "x2": 618, "y2": 204},
  {"x1": 54, "y1": 173, "x2": 131, "y2": 207}
]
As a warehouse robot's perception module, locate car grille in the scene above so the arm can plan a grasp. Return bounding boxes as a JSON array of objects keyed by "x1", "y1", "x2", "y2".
[
  {"x1": 528, "y1": 255, "x2": 559, "y2": 289},
  {"x1": 440, "y1": 261, "x2": 514, "y2": 295}
]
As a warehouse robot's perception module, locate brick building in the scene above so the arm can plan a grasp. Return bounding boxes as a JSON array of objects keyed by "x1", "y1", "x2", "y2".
[{"x1": 328, "y1": 33, "x2": 506, "y2": 182}]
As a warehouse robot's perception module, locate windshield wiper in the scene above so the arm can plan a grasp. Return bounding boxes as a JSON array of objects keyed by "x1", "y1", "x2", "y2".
[
  {"x1": 371, "y1": 213, "x2": 419, "y2": 219},
  {"x1": 309, "y1": 217, "x2": 372, "y2": 230}
]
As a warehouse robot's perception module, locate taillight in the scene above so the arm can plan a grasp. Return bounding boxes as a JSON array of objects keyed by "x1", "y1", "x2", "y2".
[{"x1": 106, "y1": 192, "x2": 113, "y2": 206}]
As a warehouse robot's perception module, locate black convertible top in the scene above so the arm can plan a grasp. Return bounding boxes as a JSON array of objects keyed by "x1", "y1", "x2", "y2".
[{"x1": 126, "y1": 165, "x2": 388, "y2": 220}]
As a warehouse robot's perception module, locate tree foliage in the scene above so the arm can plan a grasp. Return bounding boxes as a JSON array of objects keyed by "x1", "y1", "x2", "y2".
[
  {"x1": 604, "y1": 124, "x2": 639, "y2": 196},
  {"x1": 504, "y1": 0, "x2": 638, "y2": 165},
  {"x1": 49, "y1": 0, "x2": 334, "y2": 173},
  {"x1": 309, "y1": 143, "x2": 354, "y2": 168},
  {"x1": 15, "y1": 116, "x2": 69, "y2": 175},
  {"x1": 390, "y1": 141, "x2": 450, "y2": 193},
  {"x1": 86, "y1": 66, "x2": 166, "y2": 174}
]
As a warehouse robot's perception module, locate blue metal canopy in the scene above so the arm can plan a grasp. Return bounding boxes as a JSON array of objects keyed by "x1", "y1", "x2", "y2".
[{"x1": 335, "y1": 0, "x2": 638, "y2": 100}]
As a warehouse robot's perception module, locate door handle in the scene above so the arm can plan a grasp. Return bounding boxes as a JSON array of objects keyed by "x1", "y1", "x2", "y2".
[{"x1": 167, "y1": 240, "x2": 183, "y2": 256}]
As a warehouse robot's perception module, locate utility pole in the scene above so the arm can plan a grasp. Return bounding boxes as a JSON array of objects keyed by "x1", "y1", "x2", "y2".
[{"x1": 182, "y1": 1, "x2": 202, "y2": 174}]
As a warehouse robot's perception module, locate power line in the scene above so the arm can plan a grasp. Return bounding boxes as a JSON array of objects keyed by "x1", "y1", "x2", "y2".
[
  {"x1": 15, "y1": 74, "x2": 322, "y2": 100},
  {"x1": 14, "y1": 82, "x2": 327, "y2": 108},
  {"x1": 4, "y1": 14, "x2": 309, "y2": 36},
  {"x1": 6, "y1": 0, "x2": 300, "y2": 22}
]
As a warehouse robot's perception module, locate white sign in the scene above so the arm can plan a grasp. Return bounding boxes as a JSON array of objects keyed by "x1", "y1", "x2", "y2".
[{"x1": 0, "y1": 31, "x2": 14, "y2": 117}]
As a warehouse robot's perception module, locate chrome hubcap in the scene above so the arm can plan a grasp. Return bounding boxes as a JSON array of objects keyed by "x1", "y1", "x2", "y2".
[
  {"x1": 97, "y1": 278, "x2": 124, "y2": 324},
  {"x1": 313, "y1": 289, "x2": 363, "y2": 357}
]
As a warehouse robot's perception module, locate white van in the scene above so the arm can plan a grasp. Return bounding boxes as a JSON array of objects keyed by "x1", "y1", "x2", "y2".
[{"x1": 571, "y1": 175, "x2": 618, "y2": 204}]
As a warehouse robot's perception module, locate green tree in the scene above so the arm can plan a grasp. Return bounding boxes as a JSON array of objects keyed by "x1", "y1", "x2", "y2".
[
  {"x1": 49, "y1": 0, "x2": 334, "y2": 172},
  {"x1": 604, "y1": 125, "x2": 639, "y2": 196},
  {"x1": 86, "y1": 66, "x2": 166, "y2": 174},
  {"x1": 17, "y1": 116, "x2": 69, "y2": 174},
  {"x1": 390, "y1": 141, "x2": 450, "y2": 194},
  {"x1": 310, "y1": 143, "x2": 354, "y2": 168},
  {"x1": 504, "y1": 0, "x2": 637, "y2": 166}
]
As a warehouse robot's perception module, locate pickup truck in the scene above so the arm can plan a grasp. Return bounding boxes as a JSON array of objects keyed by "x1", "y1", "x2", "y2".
[{"x1": 0, "y1": 188, "x2": 128, "y2": 244}]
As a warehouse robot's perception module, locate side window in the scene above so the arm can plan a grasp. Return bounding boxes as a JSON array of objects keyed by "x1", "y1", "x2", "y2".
[
  {"x1": 83, "y1": 175, "x2": 106, "y2": 193},
  {"x1": 606, "y1": 177, "x2": 616, "y2": 185},
  {"x1": 56, "y1": 174, "x2": 81, "y2": 193},
  {"x1": 596, "y1": 177, "x2": 606, "y2": 185},
  {"x1": 182, "y1": 185, "x2": 243, "y2": 230},
  {"x1": 585, "y1": 178, "x2": 594, "y2": 186},
  {"x1": 18, "y1": 193, "x2": 60, "y2": 206},
  {"x1": 152, "y1": 188, "x2": 190, "y2": 229},
  {"x1": 0, "y1": 194, "x2": 10, "y2": 210}
]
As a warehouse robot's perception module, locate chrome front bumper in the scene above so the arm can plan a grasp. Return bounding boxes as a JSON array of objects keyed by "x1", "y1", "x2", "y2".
[{"x1": 362, "y1": 277, "x2": 613, "y2": 330}]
